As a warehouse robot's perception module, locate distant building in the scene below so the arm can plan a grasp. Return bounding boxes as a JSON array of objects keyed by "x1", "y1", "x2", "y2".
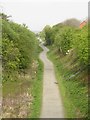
[{"x1": 79, "y1": 19, "x2": 87, "y2": 29}]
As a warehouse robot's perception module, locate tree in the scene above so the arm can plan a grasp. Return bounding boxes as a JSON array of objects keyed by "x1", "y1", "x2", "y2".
[
  {"x1": 73, "y1": 25, "x2": 88, "y2": 66},
  {"x1": 43, "y1": 25, "x2": 53, "y2": 45},
  {"x1": 54, "y1": 26, "x2": 74, "y2": 54},
  {"x1": 63, "y1": 18, "x2": 81, "y2": 27},
  {"x1": 2, "y1": 13, "x2": 38, "y2": 82}
]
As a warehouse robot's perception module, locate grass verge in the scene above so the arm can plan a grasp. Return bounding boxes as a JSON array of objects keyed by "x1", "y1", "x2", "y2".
[
  {"x1": 29, "y1": 58, "x2": 43, "y2": 118},
  {"x1": 47, "y1": 48, "x2": 88, "y2": 118}
]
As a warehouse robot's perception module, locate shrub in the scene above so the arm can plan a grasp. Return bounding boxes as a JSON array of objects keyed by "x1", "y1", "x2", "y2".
[
  {"x1": 73, "y1": 25, "x2": 88, "y2": 66},
  {"x1": 2, "y1": 15, "x2": 38, "y2": 82}
]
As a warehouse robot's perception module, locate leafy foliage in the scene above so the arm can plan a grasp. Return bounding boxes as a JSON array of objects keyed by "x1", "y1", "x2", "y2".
[
  {"x1": 43, "y1": 25, "x2": 53, "y2": 45},
  {"x1": 54, "y1": 26, "x2": 75, "y2": 54},
  {"x1": 2, "y1": 38, "x2": 20, "y2": 70},
  {"x1": 42, "y1": 22, "x2": 88, "y2": 67},
  {"x1": 2, "y1": 14, "x2": 38, "y2": 82},
  {"x1": 73, "y1": 25, "x2": 88, "y2": 66}
]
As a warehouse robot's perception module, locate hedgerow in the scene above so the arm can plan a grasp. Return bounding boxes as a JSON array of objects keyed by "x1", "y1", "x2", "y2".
[
  {"x1": 43, "y1": 23, "x2": 88, "y2": 67},
  {"x1": 2, "y1": 14, "x2": 38, "y2": 82}
]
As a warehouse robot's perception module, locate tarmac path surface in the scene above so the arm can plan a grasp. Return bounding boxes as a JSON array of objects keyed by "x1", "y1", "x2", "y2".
[{"x1": 39, "y1": 43, "x2": 65, "y2": 118}]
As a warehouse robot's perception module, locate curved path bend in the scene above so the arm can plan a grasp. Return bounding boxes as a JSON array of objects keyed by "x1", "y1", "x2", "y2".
[{"x1": 40, "y1": 43, "x2": 64, "y2": 118}]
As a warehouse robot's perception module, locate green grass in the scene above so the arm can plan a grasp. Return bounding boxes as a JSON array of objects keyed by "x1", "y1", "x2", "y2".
[
  {"x1": 29, "y1": 59, "x2": 43, "y2": 118},
  {"x1": 28, "y1": 45, "x2": 44, "y2": 118},
  {"x1": 47, "y1": 48, "x2": 88, "y2": 118},
  {"x1": 3, "y1": 79, "x2": 23, "y2": 97},
  {"x1": 3, "y1": 76, "x2": 32, "y2": 97}
]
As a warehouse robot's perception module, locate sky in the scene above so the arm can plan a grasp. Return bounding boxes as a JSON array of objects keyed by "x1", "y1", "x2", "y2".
[{"x1": 0, "y1": 0, "x2": 89, "y2": 31}]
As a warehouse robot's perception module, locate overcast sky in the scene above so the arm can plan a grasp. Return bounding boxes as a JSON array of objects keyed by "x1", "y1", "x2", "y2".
[{"x1": 0, "y1": 0, "x2": 89, "y2": 31}]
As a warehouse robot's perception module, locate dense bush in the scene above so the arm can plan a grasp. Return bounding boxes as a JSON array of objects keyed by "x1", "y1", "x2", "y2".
[
  {"x1": 2, "y1": 14, "x2": 38, "y2": 82},
  {"x1": 42, "y1": 22, "x2": 88, "y2": 67},
  {"x1": 2, "y1": 38, "x2": 20, "y2": 70},
  {"x1": 54, "y1": 26, "x2": 75, "y2": 54},
  {"x1": 43, "y1": 25, "x2": 53, "y2": 45},
  {"x1": 73, "y1": 25, "x2": 88, "y2": 66}
]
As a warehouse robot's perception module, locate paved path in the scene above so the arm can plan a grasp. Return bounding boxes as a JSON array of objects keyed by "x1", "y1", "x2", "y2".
[{"x1": 39, "y1": 43, "x2": 64, "y2": 118}]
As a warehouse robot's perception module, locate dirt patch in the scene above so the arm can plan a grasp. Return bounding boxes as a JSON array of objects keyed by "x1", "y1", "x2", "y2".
[{"x1": 2, "y1": 91, "x2": 33, "y2": 118}]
